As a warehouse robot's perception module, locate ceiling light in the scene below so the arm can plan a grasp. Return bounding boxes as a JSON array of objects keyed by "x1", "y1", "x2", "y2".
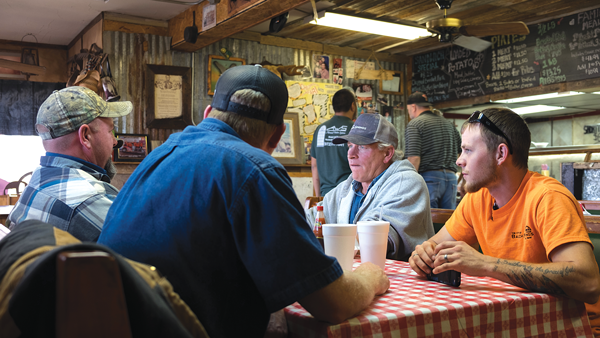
[
  {"x1": 511, "y1": 105, "x2": 565, "y2": 115},
  {"x1": 307, "y1": 12, "x2": 430, "y2": 40},
  {"x1": 493, "y1": 91, "x2": 585, "y2": 103}
]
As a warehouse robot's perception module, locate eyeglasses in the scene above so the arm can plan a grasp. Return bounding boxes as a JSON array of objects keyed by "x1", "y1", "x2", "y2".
[{"x1": 468, "y1": 111, "x2": 513, "y2": 154}]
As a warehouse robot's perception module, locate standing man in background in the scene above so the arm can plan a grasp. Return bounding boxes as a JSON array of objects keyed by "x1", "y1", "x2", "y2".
[
  {"x1": 404, "y1": 91, "x2": 462, "y2": 209},
  {"x1": 311, "y1": 88, "x2": 357, "y2": 196}
]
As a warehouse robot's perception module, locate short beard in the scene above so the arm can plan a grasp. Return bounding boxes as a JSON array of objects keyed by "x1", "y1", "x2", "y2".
[
  {"x1": 464, "y1": 156, "x2": 498, "y2": 193},
  {"x1": 104, "y1": 157, "x2": 118, "y2": 181}
]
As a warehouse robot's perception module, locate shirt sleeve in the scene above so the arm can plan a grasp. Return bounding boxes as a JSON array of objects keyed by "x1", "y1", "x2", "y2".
[
  {"x1": 454, "y1": 128, "x2": 462, "y2": 156},
  {"x1": 71, "y1": 193, "x2": 116, "y2": 241},
  {"x1": 404, "y1": 123, "x2": 422, "y2": 158},
  {"x1": 230, "y1": 165, "x2": 342, "y2": 312},
  {"x1": 535, "y1": 190, "x2": 592, "y2": 259},
  {"x1": 310, "y1": 126, "x2": 320, "y2": 159}
]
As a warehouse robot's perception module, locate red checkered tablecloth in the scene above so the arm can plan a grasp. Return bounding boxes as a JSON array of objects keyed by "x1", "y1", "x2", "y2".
[{"x1": 285, "y1": 259, "x2": 593, "y2": 338}]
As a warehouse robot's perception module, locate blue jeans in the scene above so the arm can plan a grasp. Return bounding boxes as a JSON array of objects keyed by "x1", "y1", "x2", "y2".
[{"x1": 421, "y1": 170, "x2": 458, "y2": 209}]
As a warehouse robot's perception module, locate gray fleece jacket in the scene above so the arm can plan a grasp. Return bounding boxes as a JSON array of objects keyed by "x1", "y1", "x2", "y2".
[{"x1": 306, "y1": 159, "x2": 434, "y2": 261}]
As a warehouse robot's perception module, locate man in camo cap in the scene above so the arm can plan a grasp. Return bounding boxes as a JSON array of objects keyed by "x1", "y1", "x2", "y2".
[{"x1": 8, "y1": 86, "x2": 132, "y2": 242}]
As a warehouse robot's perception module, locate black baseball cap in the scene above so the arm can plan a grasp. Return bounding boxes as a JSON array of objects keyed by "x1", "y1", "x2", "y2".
[
  {"x1": 407, "y1": 91, "x2": 433, "y2": 106},
  {"x1": 211, "y1": 65, "x2": 289, "y2": 125},
  {"x1": 333, "y1": 113, "x2": 398, "y2": 149}
]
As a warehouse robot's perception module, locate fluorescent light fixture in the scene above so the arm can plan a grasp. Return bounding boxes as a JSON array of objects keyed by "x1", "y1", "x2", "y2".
[
  {"x1": 308, "y1": 12, "x2": 430, "y2": 40},
  {"x1": 494, "y1": 91, "x2": 585, "y2": 103},
  {"x1": 511, "y1": 105, "x2": 565, "y2": 115}
]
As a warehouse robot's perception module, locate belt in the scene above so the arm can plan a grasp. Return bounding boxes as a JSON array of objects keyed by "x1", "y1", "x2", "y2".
[{"x1": 424, "y1": 169, "x2": 455, "y2": 173}]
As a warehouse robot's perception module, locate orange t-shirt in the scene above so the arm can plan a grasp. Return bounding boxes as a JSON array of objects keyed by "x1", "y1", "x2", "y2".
[{"x1": 446, "y1": 171, "x2": 598, "y2": 335}]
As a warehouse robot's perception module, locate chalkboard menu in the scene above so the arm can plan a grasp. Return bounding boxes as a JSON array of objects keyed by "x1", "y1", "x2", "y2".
[{"x1": 412, "y1": 7, "x2": 600, "y2": 103}]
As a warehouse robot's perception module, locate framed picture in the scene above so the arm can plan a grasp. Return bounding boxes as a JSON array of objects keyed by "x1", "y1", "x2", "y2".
[
  {"x1": 208, "y1": 55, "x2": 246, "y2": 95},
  {"x1": 113, "y1": 134, "x2": 150, "y2": 163},
  {"x1": 352, "y1": 83, "x2": 373, "y2": 101},
  {"x1": 379, "y1": 70, "x2": 403, "y2": 95},
  {"x1": 381, "y1": 105, "x2": 393, "y2": 123},
  {"x1": 145, "y1": 64, "x2": 192, "y2": 129},
  {"x1": 273, "y1": 112, "x2": 303, "y2": 165},
  {"x1": 312, "y1": 54, "x2": 331, "y2": 81}
]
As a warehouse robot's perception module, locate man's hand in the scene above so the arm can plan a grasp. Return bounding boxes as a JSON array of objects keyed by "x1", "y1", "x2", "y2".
[
  {"x1": 431, "y1": 241, "x2": 494, "y2": 277},
  {"x1": 353, "y1": 262, "x2": 390, "y2": 295},
  {"x1": 408, "y1": 240, "x2": 437, "y2": 277},
  {"x1": 299, "y1": 262, "x2": 389, "y2": 324}
]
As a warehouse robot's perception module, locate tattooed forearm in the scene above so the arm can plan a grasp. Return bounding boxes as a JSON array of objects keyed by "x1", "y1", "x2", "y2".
[{"x1": 493, "y1": 259, "x2": 572, "y2": 295}]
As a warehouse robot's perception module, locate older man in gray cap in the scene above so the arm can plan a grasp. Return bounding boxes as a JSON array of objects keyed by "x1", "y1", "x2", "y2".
[
  {"x1": 8, "y1": 86, "x2": 132, "y2": 242},
  {"x1": 307, "y1": 113, "x2": 434, "y2": 261}
]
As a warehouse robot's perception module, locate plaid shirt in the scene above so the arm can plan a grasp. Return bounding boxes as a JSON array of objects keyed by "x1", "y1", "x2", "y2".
[{"x1": 8, "y1": 154, "x2": 118, "y2": 242}]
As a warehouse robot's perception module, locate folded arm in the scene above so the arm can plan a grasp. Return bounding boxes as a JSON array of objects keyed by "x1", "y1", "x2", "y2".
[
  {"x1": 299, "y1": 262, "x2": 389, "y2": 324},
  {"x1": 412, "y1": 227, "x2": 600, "y2": 304}
]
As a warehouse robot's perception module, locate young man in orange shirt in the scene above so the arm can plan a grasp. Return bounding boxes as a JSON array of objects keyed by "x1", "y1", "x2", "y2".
[{"x1": 409, "y1": 107, "x2": 600, "y2": 335}]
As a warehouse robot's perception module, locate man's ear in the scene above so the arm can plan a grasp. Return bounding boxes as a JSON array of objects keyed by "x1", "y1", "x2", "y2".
[
  {"x1": 267, "y1": 123, "x2": 286, "y2": 150},
  {"x1": 384, "y1": 147, "x2": 395, "y2": 163},
  {"x1": 204, "y1": 105, "x2": 212, "y2": 119},
  {"x1": 496, "y1": 143, "x2": 509, "y2": 165},
  {"x1": 78, "y1": 124, "x2": 93, "y2": 149}
]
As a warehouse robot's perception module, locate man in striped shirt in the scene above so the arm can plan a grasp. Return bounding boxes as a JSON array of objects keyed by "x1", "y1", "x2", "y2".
[
  {"x1": 404, "y1": 91, "x2": 462, "y2": 209},
  {"x1": 8, "y1": 86, "x2": 132, "y2": 242}
]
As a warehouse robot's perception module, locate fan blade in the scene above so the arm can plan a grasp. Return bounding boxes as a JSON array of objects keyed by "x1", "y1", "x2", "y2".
[
  {"x1": 453, "y1": 35, "x2": 492, "y2": 52},
  {"x1": 459, "y1": 22, "x2": 529, "y2": 37}
]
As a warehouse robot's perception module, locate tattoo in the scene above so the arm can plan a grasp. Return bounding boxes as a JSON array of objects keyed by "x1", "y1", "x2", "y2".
[{"x1": 493, "y1": 259, "x2": 573, "y2": 295}]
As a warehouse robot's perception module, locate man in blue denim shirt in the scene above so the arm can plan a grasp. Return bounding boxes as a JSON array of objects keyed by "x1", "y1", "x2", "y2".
[
  {"x1": 98, "y1": 65, "x2": 389, "y2": 338},
  {"x1": 8, "y1": 86, "x2": 132, "y2": 242}
]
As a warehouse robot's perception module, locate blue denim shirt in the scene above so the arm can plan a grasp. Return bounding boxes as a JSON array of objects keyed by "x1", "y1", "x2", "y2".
[{"x1": 99, "y1": 118, "x2": 342, "y2": 337}]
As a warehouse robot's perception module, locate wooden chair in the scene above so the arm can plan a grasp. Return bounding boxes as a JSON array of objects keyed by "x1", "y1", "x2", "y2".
[
  {"x1": 56, "y1": 251, "x2": 132, "y2": 338},
  {"x1": 2, "y1": 172, "x2": 32, "y2": 203},
  {"x1": 431, "y1": 208, "x2": 454, "y2": 225},
  {"x1": 304, "y1": 196, "x2": 323, "y2": 210}
]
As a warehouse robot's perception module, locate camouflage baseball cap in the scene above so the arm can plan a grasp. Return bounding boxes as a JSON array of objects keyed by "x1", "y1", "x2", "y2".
[{"x1": 36, "y1": 86, "x2": 132, "y2": 140}]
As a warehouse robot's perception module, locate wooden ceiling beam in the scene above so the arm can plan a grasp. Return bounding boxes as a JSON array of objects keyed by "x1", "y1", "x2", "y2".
[
  {"x1": 170, "y1": 0, "x2": 310, "y2": 52},
  {"x1": 230, "y1": 31, "x2": 408, "y2": 63},
  {"x1": 0, "y1": 59, "x2": 46, "y2": 75}
]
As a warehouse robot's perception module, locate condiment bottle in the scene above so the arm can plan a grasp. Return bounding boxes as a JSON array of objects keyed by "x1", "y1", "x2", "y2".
[
  {"x1": 313, "y1": 206, "x2": 325, "y2": 249},
  {"x1": 541, "y1": 164, "x2": 550, "y2": 177}
]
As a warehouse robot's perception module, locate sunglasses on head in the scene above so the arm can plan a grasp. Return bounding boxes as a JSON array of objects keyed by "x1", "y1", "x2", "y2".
[{"x1": 468, "y1": 111, "x2": 513, "y2": 154}]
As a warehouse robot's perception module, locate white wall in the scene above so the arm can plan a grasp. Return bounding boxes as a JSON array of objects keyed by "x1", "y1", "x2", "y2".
[{"x1": 0, "y1": 135, "x2": 44, "y2": 182}]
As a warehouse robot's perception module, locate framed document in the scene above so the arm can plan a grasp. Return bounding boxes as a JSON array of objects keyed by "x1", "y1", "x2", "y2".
[
  {"x1": 379, "y1": 70, "x2": 403, "y2": 95},
  {"x1": 272, "y1": 112, "x2": 304, "y2": 165},
  {"x1": 145, "y1": 64, "x2": 192, "y2": 129}
]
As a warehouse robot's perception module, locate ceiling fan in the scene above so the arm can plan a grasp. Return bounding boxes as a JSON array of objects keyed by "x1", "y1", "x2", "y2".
[{"x1": 425, "y1": 0, "x2": 530, "y2": 52}]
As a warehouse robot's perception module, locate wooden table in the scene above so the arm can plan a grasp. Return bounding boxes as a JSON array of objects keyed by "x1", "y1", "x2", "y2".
[
  {"x1": 285, "y1": 260, "x2": 593, "y2": 337},
  {"x1": 0, "y1": 205, "x2": 14, "y2": 228}
]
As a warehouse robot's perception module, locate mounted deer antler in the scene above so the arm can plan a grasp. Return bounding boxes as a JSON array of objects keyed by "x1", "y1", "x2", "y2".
[
  {"x1": 252, "y1": 61, "x2": 305, "y2": 79},
  {"x1": 277, "y1": 65, "x2": 304, "y2": 77}
]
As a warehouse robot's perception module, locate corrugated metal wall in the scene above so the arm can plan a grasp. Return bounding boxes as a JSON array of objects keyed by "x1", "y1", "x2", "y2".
[{"x1": 105, "y1": 32, "x2": 408, "y2": 148}]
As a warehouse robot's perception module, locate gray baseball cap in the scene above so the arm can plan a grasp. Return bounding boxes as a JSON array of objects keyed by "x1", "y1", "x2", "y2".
[
  {"x1": 333, "y1": 113, "x2": 398, "y2": 148},
  {"x1": 36, "y1": 86, "x2": 132, "y2": 140}
]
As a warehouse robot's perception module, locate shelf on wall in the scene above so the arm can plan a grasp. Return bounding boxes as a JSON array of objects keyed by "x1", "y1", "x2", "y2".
[{"x1": 529, "y1": 145, "x2": 600, "y2": 161}]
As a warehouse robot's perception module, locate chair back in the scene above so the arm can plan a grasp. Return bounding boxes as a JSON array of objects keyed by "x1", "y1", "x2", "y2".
[
  {"x1": 431, "y1": 208, "x2": 454, "y2": 233},
  {"x1": 2, "y1": 172, "x2": 32, "y2": 196},
  {"x1": 56, "y1": 251, "x2": 132, "y2": 338},
  {"x1": 304, "y1": 196, "x2": 323, "y2": 210}
]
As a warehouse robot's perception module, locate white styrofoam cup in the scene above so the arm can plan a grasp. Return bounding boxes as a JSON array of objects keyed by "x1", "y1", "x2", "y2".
[{"x1": 323, "y1": 224, "x2": 357, "y2": 272}]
